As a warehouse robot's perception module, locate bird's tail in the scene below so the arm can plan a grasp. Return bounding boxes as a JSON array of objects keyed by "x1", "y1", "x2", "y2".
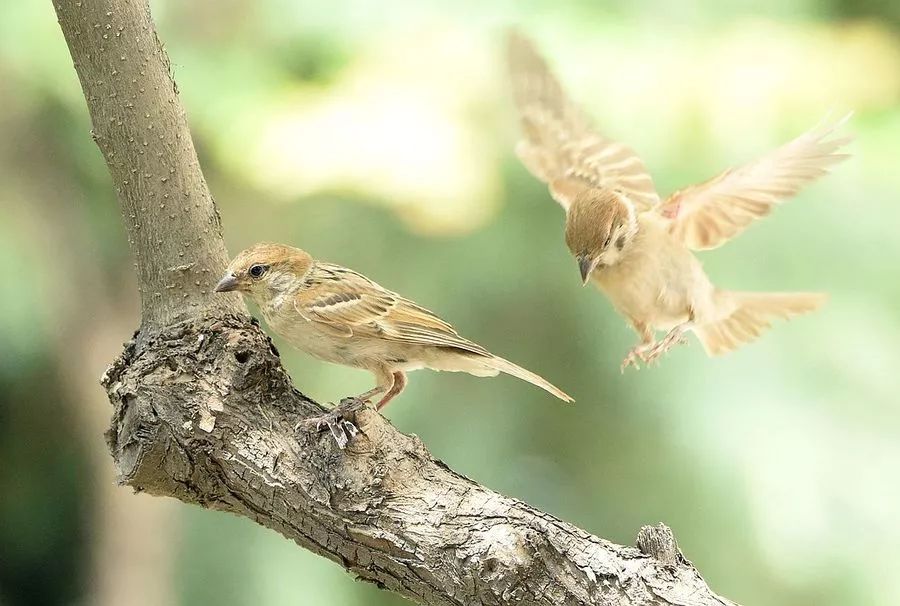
[
  {"x1": 695, "y1": 291, "x2": 826, "y2": 356},
  {"x1": 487, "y1": 356, "x2": 574, "y2": 403}
]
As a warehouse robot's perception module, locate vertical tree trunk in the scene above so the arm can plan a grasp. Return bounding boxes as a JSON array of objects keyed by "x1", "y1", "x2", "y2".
[{"x1": 53, "y1": 0, "x2": 241, "y2": 328}]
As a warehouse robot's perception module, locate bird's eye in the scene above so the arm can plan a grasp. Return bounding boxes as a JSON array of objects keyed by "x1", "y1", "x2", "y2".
[
  {"x1": 603, "y1": 234, "x2": 613, "y2": 248},
  {"x1": 248, "y1": 264, "x2": 268, "y2": 279}
]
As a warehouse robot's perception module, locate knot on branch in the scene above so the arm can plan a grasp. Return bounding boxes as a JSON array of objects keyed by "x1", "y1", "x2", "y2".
[
  {"x1": 95, "y1": 311, "x2": 439, "y2": 519},
  {"x1": 636, "y1": 523, "x2": 684, "y2": 567},
  {"x1": 99, "y1": 313, "x2": 321, "y2": 494}
]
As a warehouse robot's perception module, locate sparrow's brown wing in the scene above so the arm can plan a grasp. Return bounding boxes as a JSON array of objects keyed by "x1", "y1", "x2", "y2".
[
  {"x1": 296, "y1": 263, "x2": 396, "y2": 336},
  {"x1": 296, "y1": 263, "x2": 490, "y2": 356},
  {"x1": 506, "y1": 31, "x2": 660, "y2": 212},
  {"x1": 659, "y1": 115, "x2": 852, "y2": 251}
]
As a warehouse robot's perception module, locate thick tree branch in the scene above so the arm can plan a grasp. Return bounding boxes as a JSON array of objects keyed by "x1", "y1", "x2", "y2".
[{"x1": 55, "y1": 1, "x2": 739, "y2": 605}]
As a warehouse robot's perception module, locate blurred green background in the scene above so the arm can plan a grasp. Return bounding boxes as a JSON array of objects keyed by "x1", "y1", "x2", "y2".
[{"x1": 1, "y1": 1, "x2": 898, "y2": 605}]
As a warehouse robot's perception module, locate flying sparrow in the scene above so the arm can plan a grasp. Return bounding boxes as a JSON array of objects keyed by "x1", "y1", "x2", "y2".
[
  {"x1": 507, "y1": 31, "x2": 850, "y2": 371},
  {"x1": 215, "y1": 243, "x2": 573, "y2": 409}
]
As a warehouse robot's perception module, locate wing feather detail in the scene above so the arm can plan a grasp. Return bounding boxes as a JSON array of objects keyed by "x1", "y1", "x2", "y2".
[
  {"x1": 507, "y1": 31, "x2": 660, "y2": 211},
  {"x1": 295, "y1": 263, "x2": 490, "y2": 356},
  {"x1": 660, "y1": 114, "x2": 852, "y2": 250}
]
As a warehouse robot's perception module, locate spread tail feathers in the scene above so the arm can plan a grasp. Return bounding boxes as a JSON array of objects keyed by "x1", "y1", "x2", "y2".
[
  {"x1": 488, "y1": 356, "x2": 574, "y2": 403},
  {"x1": 696, "y1": 291, "x2": 826, "y2": 356}
]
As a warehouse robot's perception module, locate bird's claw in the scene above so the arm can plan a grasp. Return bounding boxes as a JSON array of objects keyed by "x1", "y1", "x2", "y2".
[
  {"x1": 620, "y1": 347, "x2": 649, "y2": 373},
  {"x1": 318, "y1": 416, "x2": 358, "y2": 450},
  {"x1": 621, "y1": 332, "x2": 688, "y2": 371},
  {"x1": 300, "y1": 397, "x2": 365, "y2": 449},
  {"x1": 643, "y1": 332, "x2": 688, "y2": 365}
]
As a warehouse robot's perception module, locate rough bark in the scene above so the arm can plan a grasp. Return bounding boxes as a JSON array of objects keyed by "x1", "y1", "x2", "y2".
[{"x1": 54, "y1": 1, "x2": 740, "y2": 605}]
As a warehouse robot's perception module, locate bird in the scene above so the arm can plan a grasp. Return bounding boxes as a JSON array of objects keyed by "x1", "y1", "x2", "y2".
[
  {"x1": 506, "y1": 31, "x2": 850, "y2": 371},
  {"x1": 215, "y1": 243, "x2": 573, "y2": 409}
]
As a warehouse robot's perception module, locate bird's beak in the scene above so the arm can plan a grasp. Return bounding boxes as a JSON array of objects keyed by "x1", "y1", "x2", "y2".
[
  {"x1": 578, "y1": 256, "x2": 597, "y2": 286},
  {"x1": 214, "y1": 273, "x2": 239, "y2": 293}
]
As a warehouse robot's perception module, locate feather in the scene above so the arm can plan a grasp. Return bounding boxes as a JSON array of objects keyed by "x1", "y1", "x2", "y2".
[
  {"x1": 506, "y1": 30, "x2": 660, "y2": 211},
  {"x1": 660, "y1": 114, "x2": 852, "y2": 250}
]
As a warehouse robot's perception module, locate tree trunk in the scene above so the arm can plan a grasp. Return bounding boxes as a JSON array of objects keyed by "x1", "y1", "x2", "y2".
[{"x1": 52, "y1": 1, "x2": 739, "y2": 605}]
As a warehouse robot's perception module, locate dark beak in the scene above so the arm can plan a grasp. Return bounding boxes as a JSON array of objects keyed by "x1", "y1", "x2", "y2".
[
  {"x1": 214, "y1": 273, "x2": 239, "y2": 293},
  {"x1": 578, "y1": 256, "x2": 596, "y2": 286}
]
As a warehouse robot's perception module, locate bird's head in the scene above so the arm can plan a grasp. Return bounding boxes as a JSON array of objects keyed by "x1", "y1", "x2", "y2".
[
  {"x1": 564, "y1": 188, "x2": 638, "y2": 284},
  {"x1": 215, "y1": 243, "x2": 313, "y2": 304}
]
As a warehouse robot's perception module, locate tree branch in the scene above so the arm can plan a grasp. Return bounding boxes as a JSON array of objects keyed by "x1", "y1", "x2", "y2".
[
  {"x1": 53, "y1": 0, "x2": 241, "y2": 328},
  {"x1": 54, "y1": 1, "x2": 739, "y2": 605}
]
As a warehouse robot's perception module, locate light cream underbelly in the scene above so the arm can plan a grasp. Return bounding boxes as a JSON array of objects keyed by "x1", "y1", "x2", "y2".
[
  {"x1": 264, "y1": 311, "x2": 436, "y2": 371},
  {"x1": 593, "y1": 246, "x2": 714, "y2": 331}
]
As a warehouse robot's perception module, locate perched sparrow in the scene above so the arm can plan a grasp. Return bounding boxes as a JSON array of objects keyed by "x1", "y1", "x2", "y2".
[
  {"x1": 507, "y1": 32, "x2": 850, "y2": 370},
  {"x1": 215, "y1": 243, "x2": 573, "y2": 409}
]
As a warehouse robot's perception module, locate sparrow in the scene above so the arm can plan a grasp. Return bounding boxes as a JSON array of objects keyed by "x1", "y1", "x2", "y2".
[
  {"x1": 215, "y1": 243, "x2": 573, "y2": 409},
  {"x1": 506, "y1": 31, "x2": 850, "y2": 371}
]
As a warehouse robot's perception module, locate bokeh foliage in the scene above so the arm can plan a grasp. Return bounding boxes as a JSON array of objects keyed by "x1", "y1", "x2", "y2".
[{"x1": 1, "y1": 1, "x2": 898, "y2": 605}]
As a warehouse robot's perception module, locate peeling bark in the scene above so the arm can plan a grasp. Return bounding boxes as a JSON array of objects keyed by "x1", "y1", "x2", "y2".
[{"x1": 53, "y1": 1, "x2": 741, "y2": 605}]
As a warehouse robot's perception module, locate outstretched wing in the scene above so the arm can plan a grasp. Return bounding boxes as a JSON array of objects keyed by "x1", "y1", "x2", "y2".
[
  {"x1": 296, "y1": 263, "x2": 490, "y2": 356},
  {"x1": 506, "y1": 30, "x2": 660, "y2": 211},
  {"x1": 660, "y1": 114, "x2": 852, "y2": 250}
]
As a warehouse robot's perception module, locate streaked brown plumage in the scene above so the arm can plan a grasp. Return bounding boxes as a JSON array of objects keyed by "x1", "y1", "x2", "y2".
[
  {"x1": 215, "y1": 243, "x2": 573, "y2": 408},
  {"x1": 507, "y1": 31, "x2": 850, "y2": 369}
]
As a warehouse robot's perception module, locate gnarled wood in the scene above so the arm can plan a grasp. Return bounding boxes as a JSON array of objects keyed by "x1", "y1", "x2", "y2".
[
  {"x1": 54, "y1": 1, "x2": 740, "y2": 604},
  {"x1": 101, "y1": 315, "x2": 735, "y2": 606}
]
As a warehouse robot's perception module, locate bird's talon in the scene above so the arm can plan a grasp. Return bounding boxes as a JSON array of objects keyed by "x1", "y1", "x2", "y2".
[
  {"x1": 302, "y1": 403, "x2": 361, "y2": 450},
  {"x1": 342, "y1": 420, "x2": 359, "y2": 437},
  {"x1": 621, "y1": 344, "x2": 653, "y2": 372},
  {"x1": 639, "y1": 330, "x2": 689, "y2": 366}
]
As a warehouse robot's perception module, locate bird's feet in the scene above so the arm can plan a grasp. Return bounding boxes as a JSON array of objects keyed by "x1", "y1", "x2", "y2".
[
  {"x1": 643, "y1": 329, "x2": 688, "y2": 365},
  {"x1": 299, "y1": 397, "x2": 366, "y2": 449},
  {"x1": 621, "y1": 330, "x2": 688, "y2": 371},
  {"x1": 621, "y1": 343, "x2": 652, "y2": 372}
]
